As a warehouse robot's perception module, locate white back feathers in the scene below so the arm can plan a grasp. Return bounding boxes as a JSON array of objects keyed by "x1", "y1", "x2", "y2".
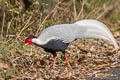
[{"x1": 35, "y1": 19, "x2": 119, "y2": 49}]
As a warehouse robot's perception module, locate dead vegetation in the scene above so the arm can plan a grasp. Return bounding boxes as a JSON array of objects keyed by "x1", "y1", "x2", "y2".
[{"x1": 0, "y1": 0, "x2": 120, "y2": 80}]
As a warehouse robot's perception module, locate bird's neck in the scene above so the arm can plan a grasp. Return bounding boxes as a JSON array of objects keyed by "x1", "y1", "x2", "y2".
[{"x1": 32, "y1": 38, "x2": 42, "y2": 45}]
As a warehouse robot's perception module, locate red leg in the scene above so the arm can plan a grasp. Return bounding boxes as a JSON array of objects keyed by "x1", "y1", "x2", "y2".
[
  {"x1": 52, "y1": 56, "x2": 56, "y2": 67},
  {"x1": 64, "y1": 53, "x2": 70, "y2": 66}
]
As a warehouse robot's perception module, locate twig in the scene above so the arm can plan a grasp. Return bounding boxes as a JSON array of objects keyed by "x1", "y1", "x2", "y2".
[
  {"x1": 96, "y1": 0, "x2": 120, "y2": 20},
  {"x1": 16, "y1": 16, "x2": 34, "y2": 39},
  {"x1": 85, "y1": 8, "x2": 99, "y2": 19},
  {"x1": 73, "y1": 0, "x2": 77, "y2": 21},
  {"x1": 6, "y1": 18, "x2": 14, "y2": 38},
  {"x1": 57, "y1": 1, "x2": 73, "y2": 21},
  {"x1": 77, "y1": 0, "x2": 87, "y2": 19},
  {"x1": 96, "y1": 5, "x2": 115, "y2": 20},
  {"x1": 1, "y1": 11, "x2": 5, "y2": 39},
  {"x1": 35, "y1": 1, "x2": 62, "y2": 36}
]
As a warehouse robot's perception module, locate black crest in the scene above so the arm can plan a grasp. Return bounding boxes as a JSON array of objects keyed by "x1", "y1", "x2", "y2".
[{"x1": 27, "y1": 35, "x2": 37, "y2": 39}]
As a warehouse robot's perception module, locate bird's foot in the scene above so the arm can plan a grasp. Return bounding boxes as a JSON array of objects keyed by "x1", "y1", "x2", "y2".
[
  {"x1": 65, "y1": 63, "x2": 73, "y2": 71},
  {"x1": 52, "y1": 62, "x2": 56, "y2": 67},
  {"x1": 66, "y1": 63, "x2": 72, "y2": 68},
  {"x1": 50, "y1": 63, "x2": 57, "y2": 68},
  {"x1": 50, "y1": 56, "x2": 57, "y2": 68},
  {"x1": 66, "y1": 63, "x2": 70, "y2": 67}
]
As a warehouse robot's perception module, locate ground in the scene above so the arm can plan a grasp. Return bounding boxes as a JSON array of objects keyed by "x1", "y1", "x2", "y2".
[{"x1": 0, "y1": 39, "x2": 120, "y2": 80}]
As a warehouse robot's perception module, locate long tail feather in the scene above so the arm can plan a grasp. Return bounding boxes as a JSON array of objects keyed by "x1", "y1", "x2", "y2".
[{"x1": 74, "y1": 19, "x2": 119, "y2": 48}]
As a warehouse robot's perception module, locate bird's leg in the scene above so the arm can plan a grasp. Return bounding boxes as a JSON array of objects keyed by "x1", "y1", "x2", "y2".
[
  {"x1": 64, "y1": 53, "x2": 70, "y2": 67},
  {"x1": 52, "y1": 53, "x2": 57, "y2": 67},
  {"x1": 52, "y1": 56, "x2": 56, "y2": 67}
]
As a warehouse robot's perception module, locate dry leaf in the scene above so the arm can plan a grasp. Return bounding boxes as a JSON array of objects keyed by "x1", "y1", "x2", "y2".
[
  {"x1": 65, "y1": 72, "x2": 72, "y2": 79},
  {"x1": 113, "y1": 32, "x2": 120, "y2": 37},
  {"x1": 79, "y1": 79, "x2": 86, "y2": 80},
  {"x1": 36, "y1": 78, "x2": 44, "y2": 80},
  {"x1": 0, "y1": 62, "x2": 8, "y2": 69},
  {"x1": 0, "y1": 78, "x2": 4, "y2": 80},
  {"x1": 9, "y1": 77, "x2": 22, "y2": 80},
  {"x1": 103, "y1": 3, "x2": 107, "y2": 11},
  {"x1": 97, "y1": 64, "x2": 109, "y2": 68}
]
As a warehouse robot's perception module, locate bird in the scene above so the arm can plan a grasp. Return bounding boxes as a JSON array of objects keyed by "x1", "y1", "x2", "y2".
[{"x1": 25, "y1": 19, "x2": 119, "y2": 67}]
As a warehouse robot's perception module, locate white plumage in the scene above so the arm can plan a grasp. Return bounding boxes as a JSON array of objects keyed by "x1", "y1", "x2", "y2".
[
  {"x1": 25, "y1": 19, "x2": 119, "y2": 67},
  {"x1": 31, "y1": 19, "x2": 119, "y2": 51}
]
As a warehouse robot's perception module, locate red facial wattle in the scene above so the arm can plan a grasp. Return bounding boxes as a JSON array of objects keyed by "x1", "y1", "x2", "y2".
[{"x1": 25, "y1": 38, "x2": 32, "y2": 45}]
